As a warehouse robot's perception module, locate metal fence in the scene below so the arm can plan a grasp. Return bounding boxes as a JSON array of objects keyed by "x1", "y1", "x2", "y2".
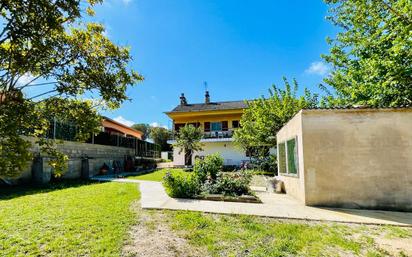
[{"x1": 46, "y1": 118, "x2": 161, "y2": 159}]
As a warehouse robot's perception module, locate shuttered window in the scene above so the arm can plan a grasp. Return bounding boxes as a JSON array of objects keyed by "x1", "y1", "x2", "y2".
[
  {"x1": 222, "y1": 121, "x2": 228, "y2": 131},
  {"x1": 232, "y1": 120, "x2": 240, "y2": 128},
  {"x1": 204, "y1": 122, "x2": 211, "y2": 132}
]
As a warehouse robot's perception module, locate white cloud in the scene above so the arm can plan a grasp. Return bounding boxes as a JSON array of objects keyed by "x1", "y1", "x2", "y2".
[
  {"x1": 150, "y1": 122, "x2": 168, "y2": 129},
  {"x1": 305, "y1": 61, "x2": 329, "y2": 76},
  {"x1": 122, "y1": 0, "x2": 132, "y2": 5},
  {"x1": 113, "y1": 116, "x2": 135, "y2": 127}
]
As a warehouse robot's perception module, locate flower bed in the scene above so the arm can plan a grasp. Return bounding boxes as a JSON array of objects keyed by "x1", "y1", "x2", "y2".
[{"x1": 163, "y1": 153, "x2": 261, "y2": 203}]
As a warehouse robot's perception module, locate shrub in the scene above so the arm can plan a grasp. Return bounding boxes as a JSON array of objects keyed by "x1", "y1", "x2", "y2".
[
  {"x1": 202, "y1": 170, "x2": 253, "y2": 197},
  {"x1": 193, "y1": 153, "x2": 223, "y2": 183},
  {"x1": 251, "y1": 154, "x2": 277, "y2": 175},
  {"x1": 163, "y1": 172, "x2": 200, "y2": 198}
]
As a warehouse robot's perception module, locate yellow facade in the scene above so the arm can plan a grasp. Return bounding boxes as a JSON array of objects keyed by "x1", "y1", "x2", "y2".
[{"x1": 166, "y1": 109, "x2": 244, "y2": 131}]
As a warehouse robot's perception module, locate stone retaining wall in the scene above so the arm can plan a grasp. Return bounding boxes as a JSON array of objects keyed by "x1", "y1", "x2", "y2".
[{"x1": 14, "y1": 138, "x2": 135, "y2": 184}]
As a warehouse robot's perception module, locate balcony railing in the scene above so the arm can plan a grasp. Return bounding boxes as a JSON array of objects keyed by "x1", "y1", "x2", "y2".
[{"x1": 203, "y1": 130, "x2": 234, "y2": 139}]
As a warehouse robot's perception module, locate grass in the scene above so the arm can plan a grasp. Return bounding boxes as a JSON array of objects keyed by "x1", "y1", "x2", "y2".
[
  {"x1": 0, "y1": 180, "x2": 139, "y2": 257},
  {"x1": 155, "y1": 210, "x2": 395, "y2": 257},
  {"x1": 127, "y1": 168, "x2": 188, "y2": 182}
]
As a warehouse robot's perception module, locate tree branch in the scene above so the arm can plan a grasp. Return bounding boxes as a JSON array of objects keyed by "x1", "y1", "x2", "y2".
[{"x1": 29, "y1": 89, "x2": 59, "y2": 100}]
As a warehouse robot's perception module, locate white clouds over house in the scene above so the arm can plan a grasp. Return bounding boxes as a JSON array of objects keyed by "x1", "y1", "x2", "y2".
[{"x1": 113, "y1": 116, "x2": 135, "y2": 127}]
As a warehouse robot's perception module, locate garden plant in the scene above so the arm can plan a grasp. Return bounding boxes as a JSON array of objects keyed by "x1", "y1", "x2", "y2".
[{"x1": 163, "y1": 153, "x2": 255, "y2": 200}]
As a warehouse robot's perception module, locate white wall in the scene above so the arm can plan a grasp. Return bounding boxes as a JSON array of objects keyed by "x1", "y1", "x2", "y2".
[{"x1": 173, "y1": 141, "x2": 248, "y2": 166}]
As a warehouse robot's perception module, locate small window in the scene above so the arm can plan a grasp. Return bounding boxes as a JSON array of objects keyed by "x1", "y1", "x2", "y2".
[
  {"x1": 204, "y1": 122, "x2": 211, "y2": 132},
  {"x1": 286, "y1": 138, "x2": 298, "y2": 174},
  {"x1": 278, "y1": 143, "x2": 287, "y2": 174},
  {"x1": 232, "y1": 120, "x2": 240, "y2": 128},
  {"x1": 211, "y1": 122, "x2": 222, "y2": 131},
  {"x1": 277, "y1": 137, "x2": 298, "y2": 176},
  {"x1": 222, "y1": 121, "x2": 228, "y2": 131}
]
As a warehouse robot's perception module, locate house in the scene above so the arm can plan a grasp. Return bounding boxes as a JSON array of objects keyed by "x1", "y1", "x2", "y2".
[
  {"x1": 101, "y1": 116, "x2": 143, "y2": 140},
  {"x1": 166, "y1": 91, "x2": 248, "y2": 166},
  {"x1": 276, "y1": 107, "x2": 412, "y2": 211}
]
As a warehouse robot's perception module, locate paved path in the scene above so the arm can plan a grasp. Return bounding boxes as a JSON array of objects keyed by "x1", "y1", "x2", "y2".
[{"x1": 92, "y1": 177, "x2": 412, "y2": 226}]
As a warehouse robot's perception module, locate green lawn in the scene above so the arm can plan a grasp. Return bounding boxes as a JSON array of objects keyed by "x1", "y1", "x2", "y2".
[
  {"x1": 152, "y1": 210, "x2": 409, "y2": 257},
  {"x1": 127, "y1": 168, "x2": 188, "y2": 182},
  {"x1": 0, "y1": 180, "x2": 139, "y2": 257}
]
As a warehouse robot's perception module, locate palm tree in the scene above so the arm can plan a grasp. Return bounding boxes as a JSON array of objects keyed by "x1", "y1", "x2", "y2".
[{"x1": 173, "y1": 124, "x2": 203, "y2": 166}]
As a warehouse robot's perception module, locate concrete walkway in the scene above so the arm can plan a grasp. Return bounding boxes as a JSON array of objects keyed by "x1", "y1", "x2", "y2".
[{"x1": 92, "y1": 177, "x2": 412, "y2": 226}]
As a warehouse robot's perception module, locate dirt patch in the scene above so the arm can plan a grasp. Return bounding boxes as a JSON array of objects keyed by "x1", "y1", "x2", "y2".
[
  {"x1": 375, "y1": 236, "x2": 412, "y2": 256},
  {"x1": 122, "y1": 206, "x2": 208, "y2": 257}
]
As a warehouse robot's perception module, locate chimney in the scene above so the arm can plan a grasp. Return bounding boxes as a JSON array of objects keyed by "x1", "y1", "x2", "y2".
[
  {"x1": 180, "y1": 93, "x2": 187, "y2": 106},
  {"x1": 205, "y1": 91, "x2": 210, "y2": 104}
]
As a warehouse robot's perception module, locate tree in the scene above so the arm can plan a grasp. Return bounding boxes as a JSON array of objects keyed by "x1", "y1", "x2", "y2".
[
  {"x1": 234, "y1": 77, "x2": 318, "y2": 156},
  {"x1": 173, "y1": 125, "x2": 203, "y2": 166},
  {"x1": 131, "y1": 123, "x2": 151, "y2": 141},
  {"x1": 0, "y1": 1, "x2": 142, "y2": 178},
  {"x1": 321, "y1": 0, "x2": 412, "y2": 107},
  {"x1": 150, "y1": 127, "x2": 172, "y2": 151}
]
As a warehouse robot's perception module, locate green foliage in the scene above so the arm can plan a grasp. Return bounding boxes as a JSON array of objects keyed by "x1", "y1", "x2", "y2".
[
  {"x1": 173, "y1": 124, "x2": 203, "y2": 165},
  {"x1": 234, "y1": 77, "x2": 318, "y2": 151},
  {"x1": 150, "y1": 127, "x2": 172, "y2": 151},
  {"x1": 127, "y1": 168, "x2": 188, "y2": 182},
  {"x1": 131, "y1": 123, "x2": 151, "y2": 141},
  {"x1": 0, "y1": 181, "x2": 139, "y2": 256},
  {"x1": 0, "y1": 1, "x2": 141, "y2": 178},
  {"x1": 322, "y1": 0, "x2": 412, "y2": 107},
  {"x1": 163, "y1": 172, "x2": 201, "y2": 198},
  {"x1": 164, "y1": 153, "x2": 253, "y2": 198},
  {"x1": 251, "y1": 154, "x2": 277, "y2": 175},
  {"x1": 202, "y1": 170, "x2": 253, "y2": 197},
  {"x1": 193, "y1": 153, "x2": 224, "y2": 183}
]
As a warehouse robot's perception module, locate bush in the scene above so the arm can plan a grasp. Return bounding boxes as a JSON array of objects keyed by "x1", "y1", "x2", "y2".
[
  {"x1": 251, "y1": 154, "x2": 277, "y2": 175},
  {"x1": 202, "y1": 170, "x2": 253, "y2": 197},
  {"x1": 163, "y1": 153, "x2": 254, "y2": 199},
  {"x1": 163, "y1": 172, "x2": 200, "y2": 198},
  {"x1": 193, "y1": 153, "x2": 223, "y2": 183}
]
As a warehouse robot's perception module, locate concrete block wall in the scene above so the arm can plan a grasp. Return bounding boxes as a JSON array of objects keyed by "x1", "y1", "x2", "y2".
[{"x1": 13, "y1": 138, "x2": 135, "y2": 184}]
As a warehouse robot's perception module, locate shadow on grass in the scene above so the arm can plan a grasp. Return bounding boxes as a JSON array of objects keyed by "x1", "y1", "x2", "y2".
[{"x1": 0, "y1": 179, "x2": 106, "y2": 201}]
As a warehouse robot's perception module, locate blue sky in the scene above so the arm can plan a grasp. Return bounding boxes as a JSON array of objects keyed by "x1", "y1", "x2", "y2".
[{"x1": 25, "y1": 0, "x2": 337, "y2": 128}]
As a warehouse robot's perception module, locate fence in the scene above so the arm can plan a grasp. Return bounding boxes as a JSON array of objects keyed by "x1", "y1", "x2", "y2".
[{"x1": 46, "y1": 118, "x2": 161, "y2": 159}]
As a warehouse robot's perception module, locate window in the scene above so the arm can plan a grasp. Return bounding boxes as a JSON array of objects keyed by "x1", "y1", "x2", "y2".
[
  {"x1": 204, "y1": 122, "x2": 210, "y2": 132},
  {"x1": 286, "y1": 138, "x2": 298, "y2": 174},
  {"x1": 278, "y1": 137, "x2": 298, "y2": 175},
  {"x1": 232, "y1": 120, "x2": 240, "y2": 128},
  {"x1": 211, "y1": 122, "x2": 222, "y2": 131},
  {"x1": 278, "y1": 143, "x2": 287, "y2": 174},
  {"x1": 222, "y1": 121, "x2": 228, "y2": 131}
]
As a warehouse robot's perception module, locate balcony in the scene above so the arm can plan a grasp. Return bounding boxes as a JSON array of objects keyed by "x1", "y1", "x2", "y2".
[{"x1": 168, "y1": 130, "x2": 235, "y2": 144}]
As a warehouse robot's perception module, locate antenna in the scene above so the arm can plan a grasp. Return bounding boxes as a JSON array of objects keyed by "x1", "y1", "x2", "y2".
[{"x1": 204, "y1": 81, "x2": 208, "y2": 91}]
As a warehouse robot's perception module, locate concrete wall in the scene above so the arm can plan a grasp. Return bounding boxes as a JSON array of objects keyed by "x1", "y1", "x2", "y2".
[
  {"x1": 276, "y1": 111, "x2": 306, "y2": 203},
  {"x1": 278, "y1": 108, "x2": 412, "y2": 211},
  {"x1": 302, "y1": 109, "x2": 412, "y2": 211},
  {"x1": 173, "y1": 141, "x2": 248, "y2": 166},
  {"x1": 14, "y1": 138, "x2": 135, "y2": 184}
]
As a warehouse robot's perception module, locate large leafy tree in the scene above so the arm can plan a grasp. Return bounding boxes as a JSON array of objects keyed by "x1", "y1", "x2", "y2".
[
  {"x1": 173, "y1": 125, "x2": 203, "y2": 166},
  {"x1": 322, "y1": 0, "x2": 412, "y2": 107},
  {"x1": 234, "y1": 78, "x2": 318, "y2": 155},
  {"x1": 131, "y1": 123, "x2": 151, "y2": 141},
  {"x1": 0, "y1": 0, "x2": 142, "y2": 178},
  {"x1": 150, "y1": 127, "x2": 172, "y2": 151}
]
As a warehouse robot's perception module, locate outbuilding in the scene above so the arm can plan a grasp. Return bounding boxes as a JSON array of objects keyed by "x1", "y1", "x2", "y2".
[{"x1": 277, "y1": 107, "x2": 412, "y2": 211}]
